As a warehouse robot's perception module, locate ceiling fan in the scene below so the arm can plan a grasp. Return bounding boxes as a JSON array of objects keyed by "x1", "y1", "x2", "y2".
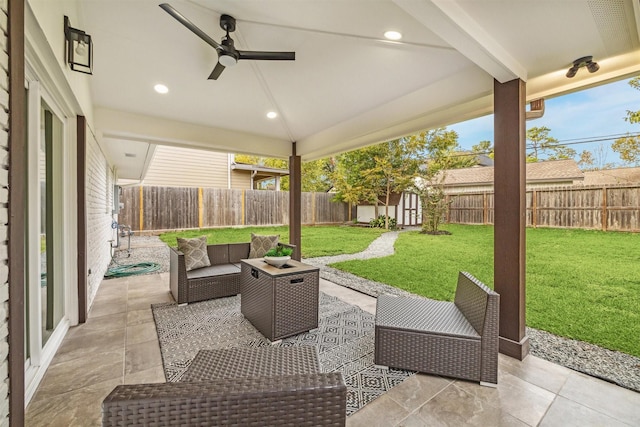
[{"x1": 159, "y1": 3, "x2": 295, "y2": 80}]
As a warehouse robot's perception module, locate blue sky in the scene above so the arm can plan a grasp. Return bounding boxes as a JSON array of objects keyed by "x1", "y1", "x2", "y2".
[{"x1": 449, "y1": 77, "x2": 639, "y2": 167}]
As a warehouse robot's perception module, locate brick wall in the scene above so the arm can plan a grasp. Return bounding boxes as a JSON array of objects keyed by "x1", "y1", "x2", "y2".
[
  {"x1": 85, "y1": 131, "x2": 115, "y2": 305},
  {"x1": 0, "y1": 0, "x2": 9, "y2": 423}
]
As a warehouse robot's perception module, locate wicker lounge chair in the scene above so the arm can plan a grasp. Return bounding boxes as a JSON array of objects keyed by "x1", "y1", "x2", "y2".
[
  {"x1": 102, "y1": 346, "x2": 346, "y2": 426},
  {"x1": 374, "y1": 271, "x2": 499, "y2": 386}
]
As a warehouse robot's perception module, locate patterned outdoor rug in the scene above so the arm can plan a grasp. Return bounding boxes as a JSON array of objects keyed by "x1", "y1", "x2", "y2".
[{"x1": 152, "y1": 292, "x2": 414, "y2": 415}]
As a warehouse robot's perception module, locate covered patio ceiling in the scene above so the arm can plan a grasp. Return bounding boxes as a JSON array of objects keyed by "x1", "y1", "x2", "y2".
[{"x1": 83, "y1": 0, "x2": 640, "y2": 180}]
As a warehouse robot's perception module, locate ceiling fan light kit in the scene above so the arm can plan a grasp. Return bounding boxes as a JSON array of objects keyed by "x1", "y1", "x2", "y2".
[
  {"x1": 566, "y1": 55, "x2": 599, "y2": 78},
  {"x1": 159, "y1": 3, "x2": 295, "y2": 80}
]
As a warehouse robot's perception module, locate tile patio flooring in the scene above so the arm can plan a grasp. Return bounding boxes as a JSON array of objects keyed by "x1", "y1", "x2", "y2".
[{"x1": 26, "y1": 272, "x2": 640, "y2": 426}]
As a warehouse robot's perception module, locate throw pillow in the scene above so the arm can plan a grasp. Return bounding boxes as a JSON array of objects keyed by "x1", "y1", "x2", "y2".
[
  {"x1": 248, "y1": 233, "x2": 279, "y2": 258},
  {"x1": 177, "y1": 236, "x2": 211, "y2": 271}
]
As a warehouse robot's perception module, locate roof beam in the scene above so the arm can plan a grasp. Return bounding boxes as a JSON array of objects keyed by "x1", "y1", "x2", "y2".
[
  {"x1": 95, "y1": 108, "x2": 291, "y2": 158},
  {"x1": 393, "y1": 0, "x2": 527, "y2": 82}
]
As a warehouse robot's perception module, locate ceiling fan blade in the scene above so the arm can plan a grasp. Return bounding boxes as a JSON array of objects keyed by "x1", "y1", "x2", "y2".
[
  {"x1": 208, "y1": 62, "x2": 226, "y2": 80},
  {"x1": 238, "y1": 51, "x2": 295, "y2": 61},
  {"x1": 159, "y1": 3, "x2": 221, "y2": 50}
]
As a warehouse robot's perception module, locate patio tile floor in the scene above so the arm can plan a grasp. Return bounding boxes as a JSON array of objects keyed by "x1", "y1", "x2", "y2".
[{"x1": 25, "y1": 272, "x2": 640, "y2": 426}]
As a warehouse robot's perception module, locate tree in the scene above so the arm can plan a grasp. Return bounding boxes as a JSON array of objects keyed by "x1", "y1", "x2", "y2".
[
  {"x1": 410, "y1": 128, "x2": 464, "y2": 234},
  {"x1": 332, "y1": 147, "x2": 381, "y2": 220},
  {"x1": 471, "y1": 140, "x2": 494, "y2": 159},
  {"x1": 363, "y1": 138, "x2": 425, "y2": 229},
  {"x1": 301, "y1": 158, "x2": 335, "y2": 192},
  {"x1": 333, "y1": 139, "x2": 424, "y2": 229},
  {"x1": 234, "y1": 154, "x2": 336, "y2": 191},
  {"x1": 526, "y1": 126, "x2": 574, "y2": 161},
  {"x1": 578, "y1": 146, "x2": 615, "y2": 171},
  {"x1": 612, "y1": 77, "x2": 640, "y2": 165}
]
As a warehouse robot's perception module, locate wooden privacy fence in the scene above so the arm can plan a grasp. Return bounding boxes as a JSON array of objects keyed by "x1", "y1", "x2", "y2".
[
  {"x1": 446, "y1": 184, "x2": 640, "y2": 232},
  {"x1": 118, "y1": 186, "x2": 349, "y2": 232}
]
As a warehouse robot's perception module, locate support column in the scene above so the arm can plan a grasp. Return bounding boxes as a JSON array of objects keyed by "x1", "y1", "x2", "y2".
[
  {"x1": 8, "y1": 0, "x2": 26, "y2": 423},
  {"x1": 494, "y1": 78, "x2": 529, "y2": 360},
  {"x1": 77, "y1": 116, "x2": 87, "y2": 324},
  {"x1": 289, "y1": 143, "x2": 302, "y2": 260}
]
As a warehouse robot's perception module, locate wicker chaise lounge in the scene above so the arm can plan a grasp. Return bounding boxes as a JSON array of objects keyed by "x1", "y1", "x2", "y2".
[
  {"x1": 102, "y1": 346, "x2": 347, "y2": 426},
  {"x1": 374, "y1": 271, "x2": 499, "y2": 386}
]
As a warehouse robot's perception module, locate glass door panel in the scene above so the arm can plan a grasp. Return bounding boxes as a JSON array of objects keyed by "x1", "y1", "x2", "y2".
[{"x1": 40, "y1": 102, "x2": 64, "y2": 346}]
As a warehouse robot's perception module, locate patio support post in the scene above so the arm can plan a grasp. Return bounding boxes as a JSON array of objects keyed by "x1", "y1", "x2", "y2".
[
  {"x1": 77, "y1": 116, "x2": 87, "y2": 323},
  {"x1": 8, "y1": 0, "x2": 26, "y2": 423},
  {"x1": 493, "y1": 78, "x2": 530, "y2": 360},
  {"x1": 289, "y1": 142, "x2": 302, "y2": 260}
]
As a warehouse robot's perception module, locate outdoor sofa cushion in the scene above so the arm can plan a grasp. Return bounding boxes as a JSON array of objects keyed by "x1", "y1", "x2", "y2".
[
  {"x1": 177, "y1": 236, "x2": 211, "y2": 271},
  {"x1": 248, "y1": 233, "x2": 279, "y2": 258},
  {"x1": 186, "y1": 263, "x2": 241, "y2": 280}
]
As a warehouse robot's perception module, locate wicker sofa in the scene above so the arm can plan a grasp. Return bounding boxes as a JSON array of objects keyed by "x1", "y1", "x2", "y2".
[
  {"x1": 102, "y1": 346, "x2": 347, "y2": 426},
  {"x1": 374, "y1": 271, "x2": 500, "y2": 386},
  {"x1": 169, "y1": 242, "x2": 294, "y2": 304}
]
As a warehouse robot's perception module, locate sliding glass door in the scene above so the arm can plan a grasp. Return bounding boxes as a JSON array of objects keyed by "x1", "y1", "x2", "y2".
[{"x1": 24, "y1": 80, "x2": 68, "y2": 399}]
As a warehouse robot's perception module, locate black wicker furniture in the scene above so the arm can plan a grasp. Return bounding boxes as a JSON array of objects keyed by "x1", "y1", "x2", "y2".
[
  {"x1": 240, "y1": 258, "x2": 320, "y2": 342},
  {"x1": 102, "y1": 346, "x2": 347, "y2": 426},
  {"x1": 169, "y1": 242, "x2": 294, "y2": 304},
  {"x1": 374, "y1": 271, "x2": 499, "y2": 386}
]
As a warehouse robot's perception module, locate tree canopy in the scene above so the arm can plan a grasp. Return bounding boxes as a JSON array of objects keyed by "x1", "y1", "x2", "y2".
[
  {"x1": 611, "y1": 77, "x2": 640, "y2": 165},
  {"x1": 526, "y1": 126, "x2": 576, "y2": 162}
]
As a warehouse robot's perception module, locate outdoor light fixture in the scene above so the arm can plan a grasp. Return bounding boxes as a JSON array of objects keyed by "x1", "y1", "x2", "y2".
[
  {"x1": 566, "y1": 56, "x2": 599, "y2": 78},
  {"x1": 64, "y1": 16, "x2": 93, "y2": 74},
  {"x1": 384, "y1": 31, "x2": 402, "y2": 41}
]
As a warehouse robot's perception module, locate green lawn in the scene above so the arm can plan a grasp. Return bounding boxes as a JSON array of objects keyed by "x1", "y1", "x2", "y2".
[
  {"x1": 159, "y1": 225, "x2": 385, "y2": 259},
  {"x1": 331, "y1": 224, "x2": 640, "y2": 358}
]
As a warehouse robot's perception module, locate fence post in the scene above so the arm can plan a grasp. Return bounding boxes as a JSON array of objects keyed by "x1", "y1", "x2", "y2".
[
  {"x1": 139, "y1": 186, "x2": 144, "y2": 231},
  {"x1": 602, "y1": 187, "x2": 607, "y2": 231},
  {"x1": 198, "y1": 187, "x2": 203, "y2": 228},
  {"x1": 312, "y1": 192, "x2": 316, "y2": 225},
  {"x1": 241, "y1": 189, "x2": 245, "y2": 226},
  {"x1": 532, "y1": 189, "x2": 537, "y2": 227},
  {"x1": 483, "y1": 192, "x2": 487, "y2": 224},
  {"x1": 446, "y1": 195, "x2": 451, "y2": 223}
]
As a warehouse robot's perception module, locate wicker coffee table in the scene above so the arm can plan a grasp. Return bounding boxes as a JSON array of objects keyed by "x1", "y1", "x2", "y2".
[{"x1": 240, "y1": 258, "x2": 319, "y2": 341}]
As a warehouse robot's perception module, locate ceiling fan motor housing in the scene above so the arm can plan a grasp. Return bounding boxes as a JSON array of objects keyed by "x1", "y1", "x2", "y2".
[{"x1": 220, "y1": 14, "x2": 236, "y2": 32}]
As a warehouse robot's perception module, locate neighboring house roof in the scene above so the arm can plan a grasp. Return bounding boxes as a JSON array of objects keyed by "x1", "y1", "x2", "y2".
[
  {"x1": 231, "y1": 162, "x2": 290, "y2": 177},
  {"x1": 443, "y1": 159, "x2": 584, "y2": 187},
  {"x1": 477, "y1": 154, "x2": 494, "y2": 167},
  {"x1": 582, "y1": 167, "x2": 640, "y2": 186}
]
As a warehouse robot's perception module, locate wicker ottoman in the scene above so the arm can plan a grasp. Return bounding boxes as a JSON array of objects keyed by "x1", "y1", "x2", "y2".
[
  {"x1": 374, "y1": 272, "x2": 499, "y2": 385},
  {"x1": 103, "y1": 346, "x2": 347, "y2": 426},
  {"x1": 182, "y1": 346, "x2": 322, "y2": 381}
]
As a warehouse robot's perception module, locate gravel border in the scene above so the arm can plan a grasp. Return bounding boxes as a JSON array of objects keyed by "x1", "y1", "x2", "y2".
[{"x1": 115, "y1": 233, "x2": 640, "y2": 393}]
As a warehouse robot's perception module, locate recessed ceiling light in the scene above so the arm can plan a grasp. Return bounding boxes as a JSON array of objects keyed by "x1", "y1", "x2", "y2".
[
  {"x1": 266, "y1": 111, "x2": 278, "y2": 119},
  {"x1": 384, "y1": 31, "x2": 402, "y2": 41},
  {"x1": 154, "y1": 84, "x2": 169, "y2": 94}
]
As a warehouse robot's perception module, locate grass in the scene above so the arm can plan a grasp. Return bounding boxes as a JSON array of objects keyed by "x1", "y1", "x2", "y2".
[
  {"x1": 158, "y1": 225, "x2": 385, "y2": 259},
  {"x1": 331, "y1": 224, "x2": 640, "y2": 358}
]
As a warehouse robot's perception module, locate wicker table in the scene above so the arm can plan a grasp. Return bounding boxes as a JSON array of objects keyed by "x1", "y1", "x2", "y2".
[{"x1": 241, "y1": 258, "x2": 319, "y2": 341}]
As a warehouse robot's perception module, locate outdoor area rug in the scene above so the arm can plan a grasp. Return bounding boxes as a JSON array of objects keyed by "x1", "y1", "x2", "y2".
[{"x1": 152, "y1": 292, "x2": 415, "y2": 415}]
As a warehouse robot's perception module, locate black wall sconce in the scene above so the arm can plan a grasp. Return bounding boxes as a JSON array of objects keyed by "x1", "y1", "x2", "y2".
[
  {"x1": 64, "y1": 16, "x2": 93, "y2": 75},
  {"x1": 566, "y1": 56, "x2": 599, "y2": 78}
]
